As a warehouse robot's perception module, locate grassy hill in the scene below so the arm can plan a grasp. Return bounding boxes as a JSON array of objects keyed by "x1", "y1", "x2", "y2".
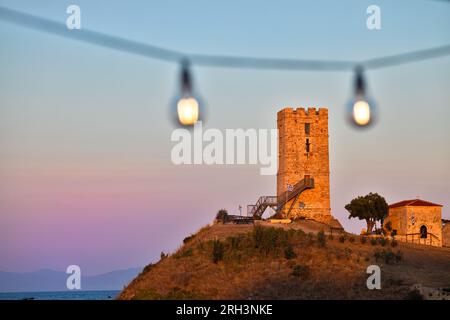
[{"x1": 118, "y1": 221, "x2": 450, "y2": 300}]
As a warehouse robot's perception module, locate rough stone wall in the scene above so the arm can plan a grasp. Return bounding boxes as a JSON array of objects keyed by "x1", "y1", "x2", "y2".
[
  {"x1": 406, "y1": 206, "x2": 442, "y2": 247},
  {"x1": 277, "y1": 107, "x2": 331, "y2": 223},
  {"x1": 443, "y1": 223, "x2": 450, "y2": 247},
  {"x1": 385, "y1": 207, "x2": 407, "y2": 235}
]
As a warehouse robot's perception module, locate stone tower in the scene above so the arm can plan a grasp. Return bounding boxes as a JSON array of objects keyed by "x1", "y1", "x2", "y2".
[{"x1": 277, "y1": 107, "x2": 332, "y2": 223}]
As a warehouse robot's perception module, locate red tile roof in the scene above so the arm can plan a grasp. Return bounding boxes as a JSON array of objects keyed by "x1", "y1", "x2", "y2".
[{"x1": 389, "y1": 199, "x2": 443, "y2": 209}]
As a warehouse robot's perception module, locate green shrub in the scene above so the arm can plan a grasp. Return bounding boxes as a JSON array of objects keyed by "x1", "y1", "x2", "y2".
[
  {"x1": 360, "y1": 236, "x2": 367, "y2": 244},
  {"x1": 212, "y1": 239, "x2": 225, "y2": 263},
  {"x1": 284, "y1": 244, "x2": 297, "y2": 260},
  {"x1": 385, "y1": 221, "x2": 392, "y2": 232},
  {"x1": 252, "y1": 225, "x2": 265, "y2": 245},
  {"x1": 215, "y1": 209, "x2": 229, "y2": 222},
  {"x1": 328, "y1": 234, "x2": 334, "y2": 241},
  {"x1": 291, "y1": 264, "x2": 310, "y2": 279},
  {"x1": 252, "y1": 225, "x2": 290, "y2": 256},
  {"x1": 339, "y1": 235, "x2": 346, "y2": 243},
  {"x1": 140, "y1": 263, "x2": 154, "y2": 275},
  {"x1": 391, "y1": 239, "x2": 398, "y2": 247},
  {"x1": 384, "y1": 251, "x2": 396, "y2": 264},
  {"x1": 160, "y1": 251, "x2": 168, "y2": 260},
  {"x1": 183, "y1": 234, "x2": 195, "y2": 244},
  {"x1": 344, "y1": 248, "x2": 352, "y2": 259},
  {"x1": 374, "y1": 249, "x2": 402, "y2": 265},
  {"x1": 349, "y1": 237, "x2": 355, "y2": 243},
  {"x1": 176, "y1": 248, "x2": 193, "y2": 259},
  {"x1": 228, "y1": 236, "x2": 241, "y2": 250},
  {"x1": 370, "y1": 238, "x2": 377, "y2": 246},
  {"x1": 317, "y1": 230, "x2": 326, "y2": 247},
  {"x1": 379, "y1": 238, "x2": 387, "y2": 247}
]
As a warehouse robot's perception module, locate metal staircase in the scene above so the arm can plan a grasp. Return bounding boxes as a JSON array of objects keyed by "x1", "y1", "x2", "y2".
[
  {"x1": 247, "y1": 196, "x2": 278, "y2": 219},
  {"x1": 247, "y1": 177, "x2": 314, "y2": 219}
]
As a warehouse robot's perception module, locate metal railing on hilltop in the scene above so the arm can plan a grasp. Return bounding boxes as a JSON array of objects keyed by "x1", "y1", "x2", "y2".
[{"x1": 403, "y1": 232, "x2": 439, "y2": 246}]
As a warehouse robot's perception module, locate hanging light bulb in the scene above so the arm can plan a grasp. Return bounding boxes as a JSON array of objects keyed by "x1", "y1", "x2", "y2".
[
  {"x1": 177, "y1": 97, "x2": 199, "y2": 126},
  {"x1": 353, "y1": 100, "x2": 371, "y2": 126},
  {"x1": 347, "y1": 66, "x2": 376, "y2": 127},
  {"x1": 173, "y1": 59, "x2": 203, "y2": 127}
]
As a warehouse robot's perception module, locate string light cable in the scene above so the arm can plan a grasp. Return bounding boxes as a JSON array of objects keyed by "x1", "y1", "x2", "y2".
[{"x1": 0, "y1": 6, "x2": 449, "y2": 126}]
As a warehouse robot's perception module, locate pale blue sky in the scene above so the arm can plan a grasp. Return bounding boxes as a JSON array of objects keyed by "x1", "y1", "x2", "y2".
[{"x1": 0, "y1": 0, "x2": 449, "y2": 274}]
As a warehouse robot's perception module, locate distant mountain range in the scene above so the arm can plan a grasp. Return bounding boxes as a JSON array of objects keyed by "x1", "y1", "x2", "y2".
[{"x1": 0, "y1": 267, "x2": 142, "y2": 292}]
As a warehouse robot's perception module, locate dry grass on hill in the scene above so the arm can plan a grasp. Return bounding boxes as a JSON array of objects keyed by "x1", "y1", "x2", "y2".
[{"x1": 118, "y1": 221, "x2": 450, "y2": 300}]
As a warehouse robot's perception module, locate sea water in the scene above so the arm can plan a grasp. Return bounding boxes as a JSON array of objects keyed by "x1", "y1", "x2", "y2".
[{"x1": 0, "y1": 290, "x2": 120, "y2": 300}]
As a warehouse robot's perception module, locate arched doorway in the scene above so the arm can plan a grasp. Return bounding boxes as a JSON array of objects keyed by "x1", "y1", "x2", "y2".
[{"x1": 420, "y1": 225, "x2": 428, "y2": 238}]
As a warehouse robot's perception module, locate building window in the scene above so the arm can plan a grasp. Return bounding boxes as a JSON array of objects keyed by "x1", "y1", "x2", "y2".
[
  {"x1": 306, "y1": 139, "x2": 310, "y2": 153},
  {"x1": 305, "y1": 123, "x2": 310, "y2": 135}
]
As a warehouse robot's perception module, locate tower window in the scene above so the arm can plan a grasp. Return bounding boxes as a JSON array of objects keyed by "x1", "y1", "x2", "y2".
[
  {"x1": 306, "y1": 139, "x2": 310, "y2": 153},
  {"x1": 305, "y1": 123, "x2": 310, "y2": 135}
]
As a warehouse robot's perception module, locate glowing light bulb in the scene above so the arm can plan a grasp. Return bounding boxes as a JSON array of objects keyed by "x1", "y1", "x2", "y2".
[
  {"x1": 352, "y1": 100, "x2": 371, "y2": 126},
  {"x1": 347, "y1": 66, "x2": 376, "y2": 128},
  {"x1": 172, "y1": 59, "x2": 203, "y2": 127},
  {"x1": 177, "y1": 97, "x2": 199, "y2": 126}
]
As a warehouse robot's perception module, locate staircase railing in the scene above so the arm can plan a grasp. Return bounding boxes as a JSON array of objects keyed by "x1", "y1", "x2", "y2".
[
  {"x1": 276, "y1": 177, "x2": 314, "y2": 212},
  {"x1": 247, "y1": 176, "x2": 314, "y2": 219},
  {"x1": 247, "y1": 196, "x2": 277, "y2": 218}
]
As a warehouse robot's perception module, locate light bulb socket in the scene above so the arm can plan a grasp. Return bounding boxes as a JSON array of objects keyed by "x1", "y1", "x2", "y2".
[
  {"x1": 170, "y1": 59, "x2": 206, "y2": 128},
  {"x1": 180, "y1": 59, "x2": 192, "y2": 95},
  {"x1": 354, "y1": 65, "x2": 365, "y2": 97}
]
